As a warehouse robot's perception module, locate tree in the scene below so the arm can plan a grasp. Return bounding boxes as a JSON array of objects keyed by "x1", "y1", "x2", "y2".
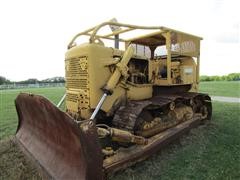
[
  {"x1": 200, "y1": 73, "x2": 240, "y2": 82},
  {"x1": 228, "y1": 73, "x2": 240, "y2": 81},
  {"x1": 200, "y1": 75, "x2": 211, "y2": 81},
  {"x1": 0, "y1": 76, "x2": 10, "y2": 85},
  {"x1": 16, "y1": 78, "x2": 39, "y2": 84},
  {"x1": 41, "y1": 77, "x2": 65, "y2": 83}
]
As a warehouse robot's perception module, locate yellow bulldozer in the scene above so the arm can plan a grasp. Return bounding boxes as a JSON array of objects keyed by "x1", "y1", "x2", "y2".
[{"x1": 15, "y1": 21, "x2": 212, "y2": 179}]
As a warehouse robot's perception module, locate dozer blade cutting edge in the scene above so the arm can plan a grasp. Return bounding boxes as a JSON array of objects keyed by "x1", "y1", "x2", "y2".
[{"x1": 15, "y1": 93, "x2": 103, "y2": 180}]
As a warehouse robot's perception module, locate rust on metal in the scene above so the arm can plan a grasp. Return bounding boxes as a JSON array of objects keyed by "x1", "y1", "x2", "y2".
[
  {"x1": 103, "y1": 116, "x2": 203, "y2": 175},
  {"x1": 15, "y1": 93, "x2": 103, "y2": 180},
  {"x1": 112, "y1": 92, "x2": 211, "y2": 134},
  {"x1": 15, "y1": 92, "x2": 211, "y2": 180}
]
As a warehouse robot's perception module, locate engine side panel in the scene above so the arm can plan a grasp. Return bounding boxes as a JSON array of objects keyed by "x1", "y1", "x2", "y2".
[{"x1": 65, "y1": 43, "x2": 126, "y2": 119}]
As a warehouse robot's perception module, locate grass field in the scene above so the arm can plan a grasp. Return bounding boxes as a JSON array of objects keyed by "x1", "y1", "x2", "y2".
[
  {"x1": 111, "y1": 102, "x2": 240, "y2": 180},
  {"x1": 1, "y1": 102, "x2": 239, "y2": 179},
  {"x1": 0, "y1": 81, "x2": 239, "y2": 179},
  {"x1": 199, "y1": 81, "x2": 240, "y2": 98},
  {"x1": 0, "y1": 87, "x2": 65, "y2": 140},
  {"x1": 1, "y1": 81, "x2": 238, "y2": 140}
]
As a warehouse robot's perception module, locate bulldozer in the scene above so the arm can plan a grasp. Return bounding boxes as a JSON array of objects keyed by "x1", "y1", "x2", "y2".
[{"x1": 15, "y1": 21, "x2": 212, "y2": 180}]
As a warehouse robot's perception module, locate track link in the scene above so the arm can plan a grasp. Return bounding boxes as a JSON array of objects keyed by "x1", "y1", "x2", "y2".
[{"x1": 112, "y1": 92, "x2": 212, "y2": 135}]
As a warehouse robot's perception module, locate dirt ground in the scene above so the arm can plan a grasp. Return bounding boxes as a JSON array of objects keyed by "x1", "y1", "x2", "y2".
[{"x1": 0, "y1": 137, "x2": 41, "y2": 180}]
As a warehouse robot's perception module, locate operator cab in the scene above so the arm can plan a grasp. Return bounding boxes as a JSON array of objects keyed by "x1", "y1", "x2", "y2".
[{"x1": 126, "y1": 30, "x2": 201, "y2": 90}]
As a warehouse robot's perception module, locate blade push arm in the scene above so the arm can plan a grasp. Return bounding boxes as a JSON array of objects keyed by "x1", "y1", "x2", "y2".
[{"x1": 90, "y1": 46, "x2": 134, "y2": 120}]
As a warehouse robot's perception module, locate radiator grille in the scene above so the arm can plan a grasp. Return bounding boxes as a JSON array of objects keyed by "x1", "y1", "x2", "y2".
[
  {"x1": 66, "y1": 78, "x2": 89, "y2": 89},
  {"x1": 65, "y1": 56, "x2": 88, "y2": 90},
  {"x1": 66, "y1": 93, "x2": 78, "y2": 102},
  {"x1": 66, "y1": 58, "x2": 88, "y2": 77},
  {"x1": 65, "y1": 56, "x2": 90, "y2": 112}
]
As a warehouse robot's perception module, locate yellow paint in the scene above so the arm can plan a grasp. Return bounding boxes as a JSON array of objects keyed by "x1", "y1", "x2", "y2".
[{"x1": 65, "y1": 21, "x2": 202, "y2": 120}]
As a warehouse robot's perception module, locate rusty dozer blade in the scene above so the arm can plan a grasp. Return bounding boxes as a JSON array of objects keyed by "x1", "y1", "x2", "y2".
[{"x1": 15, "y1": 93, "x2": 103, "y2": 180}]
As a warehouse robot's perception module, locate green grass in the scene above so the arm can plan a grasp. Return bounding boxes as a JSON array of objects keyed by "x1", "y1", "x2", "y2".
[
  {"x1": 200, "y1": 81, "x2": 240, "y2": 98},
  {"x1": 110, "y1": 102, "x2": 240, "y2": 180},
  {"x1": 0, "y1": 84, "x2": 239, "y2": 179},
  {"x1": 0, "y1": 87, "x2": 65, "y2": 140},
  {"x1": 0, "y1": 81, "x2": 239, "y2": 140},
  {"x1": 0, "y1": 102, "x2": 239, "y2": 180}
]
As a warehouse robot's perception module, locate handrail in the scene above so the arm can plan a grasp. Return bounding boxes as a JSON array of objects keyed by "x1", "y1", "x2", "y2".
[
  {"x1": 89, "y1": 22, "x2": 163, "y2": 43},
  {"x1": 67, "y1": 21, "x2": 203, "y2": 49},
  {"x1": 67, "y1": 21, "x2": 164, "y2": 49}
]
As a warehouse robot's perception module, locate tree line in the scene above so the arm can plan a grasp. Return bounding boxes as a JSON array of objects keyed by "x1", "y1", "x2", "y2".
[
  {"x1": 0, "y1": 76, "x2": 65, "y2": 85},
  {"x1": 1, "y1": 73, "x2": 239, "y2": 85},
  {"x1": 200, "y1": 73, "x2": 240, "y2": 81}
]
